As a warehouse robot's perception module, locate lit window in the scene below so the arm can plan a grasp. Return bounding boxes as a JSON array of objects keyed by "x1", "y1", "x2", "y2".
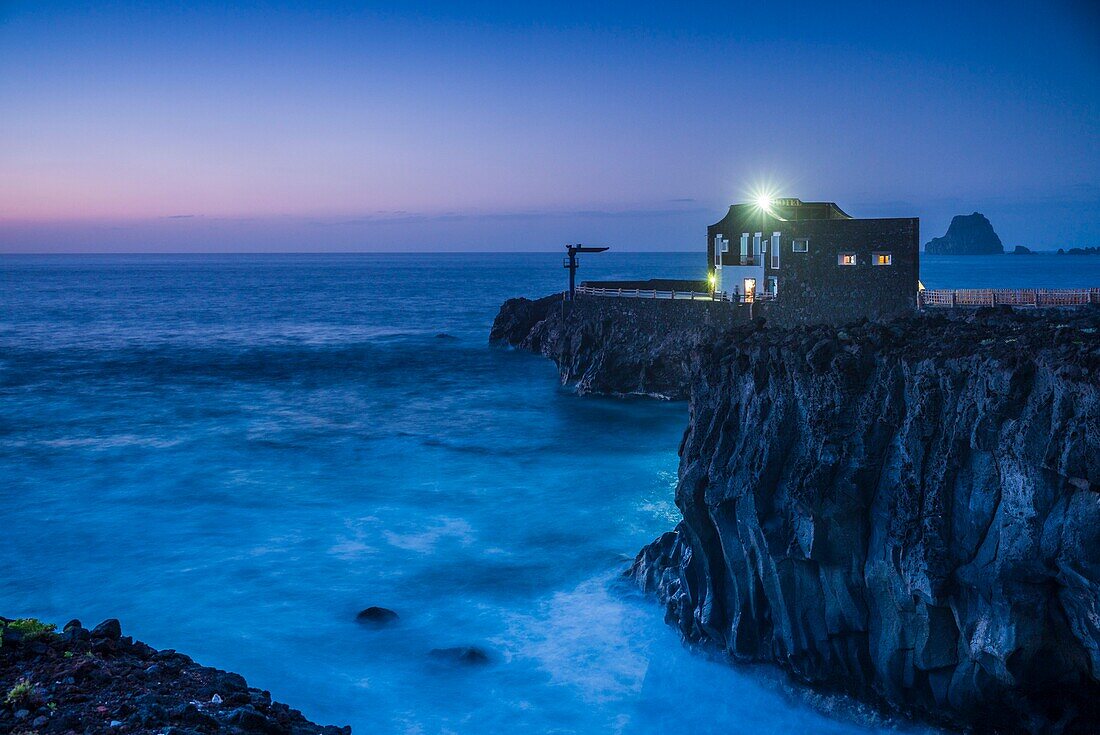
[
  {"x1": 874, "y1": 252, "x2": 892, "y2": 266},
  {"x1": 838, "y1": 252, "x2": 857, "y2": 266},
  {"x1": 792, "y1": 238, "x2": 808, "y2": 253}
]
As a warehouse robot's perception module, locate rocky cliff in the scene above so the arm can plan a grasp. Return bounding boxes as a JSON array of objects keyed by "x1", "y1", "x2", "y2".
[
  {"x1": 490, "y1": 293, "x2": 748, "y2": 399},
  {"x1": 925, "y1": 213, "x2": 1004, "y2": 255},
  {"x1": 630, "y1": 307, "x2": 1100, "y2": 733}
]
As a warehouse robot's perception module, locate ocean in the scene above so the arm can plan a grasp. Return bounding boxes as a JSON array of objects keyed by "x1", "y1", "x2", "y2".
[{"x1": 2, "y1": 252, "x2": 1097, "y2": 734}]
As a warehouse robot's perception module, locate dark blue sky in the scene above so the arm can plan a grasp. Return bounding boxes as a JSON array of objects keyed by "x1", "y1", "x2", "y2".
[{"x1": 1, "y1": 0, "x2": 1097, "y2": 252}]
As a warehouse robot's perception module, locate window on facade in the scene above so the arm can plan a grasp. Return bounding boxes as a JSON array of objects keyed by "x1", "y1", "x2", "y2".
[
  {"x1": 874, "y1": 252, "x2": 892, "y2": 266},
  {"x1": 714, "y1": 235, "x2": 728, "y2": 268},
  {"x1": 740, "y1": 233, "x2": 749, "y2": 262},
  {"x1": 771, "y1": 232, "x2": 780, "y2": 269},
  {"x1": 838, "y1": 252, "x2": 857, "y2": 266},
  {"x1": 766, "y1": 276, "x2": 778, "y2": 296},
  {"x1": 792, "y1": 238, "x2": 809, "y2": 253},
  {"x1": 749, "y1": 233, "x2": 761, "y2": 265}
]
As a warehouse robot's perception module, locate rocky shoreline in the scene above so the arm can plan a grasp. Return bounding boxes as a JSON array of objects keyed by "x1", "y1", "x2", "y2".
[
  {"x1": 0, "y1": 616, "x2": 350, "y2": 735},
  {"x1": 493, "y1": 295, "x2": 1100, "y2": 734}
]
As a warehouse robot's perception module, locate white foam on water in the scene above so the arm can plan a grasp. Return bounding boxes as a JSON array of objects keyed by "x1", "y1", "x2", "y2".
[{"x1": 383, "y1": 516, "x2": 476, "y2": 553}]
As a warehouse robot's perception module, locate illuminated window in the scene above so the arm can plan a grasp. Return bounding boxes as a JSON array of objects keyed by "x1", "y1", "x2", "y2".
[
  {"x1": 792, "y1": 238, "x2": 808, "y2": 253},
  {"x1": 838, "y1": 252, "x2": 857, "y2": 266},
  {"x1": 874, "y1": 252, "x2": 892, "y2": 266}
]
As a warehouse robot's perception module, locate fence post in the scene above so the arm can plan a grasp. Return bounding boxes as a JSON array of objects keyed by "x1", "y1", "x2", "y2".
[
  {"x1": 990, "y1": 291, "x2": 996, "y2": 307},
  {"x1": 952, "y1": 291, "x2": 957, "y2": 307}
]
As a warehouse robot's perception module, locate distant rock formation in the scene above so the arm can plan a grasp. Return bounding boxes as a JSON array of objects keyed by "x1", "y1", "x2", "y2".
[
  {"x1": 1059, "y1": 246, "x2": 1100, "y2": 256},
  {"x1": 1012, "y1": 245, "x2": 1033, "y2": 254},
  {"x1": 925, "y1": 212, "x2": 1003, "y2": 255}
]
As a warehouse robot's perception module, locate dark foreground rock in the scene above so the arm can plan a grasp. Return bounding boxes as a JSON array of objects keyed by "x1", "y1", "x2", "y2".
[
  {"x1": 490, "y1": 293, "x2": 746, "y2": 399},
  {"x1": 925, "y1": 212, "x2": 1004, "y2": 255},
  {"x1": 0, "y1": 616, "x2": 351, "y2": 734},
  {"x1": 629, "y1": 306, "x2": 1100, "y2": 734}
]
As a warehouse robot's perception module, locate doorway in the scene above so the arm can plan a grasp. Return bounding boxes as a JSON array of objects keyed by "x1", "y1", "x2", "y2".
[{"x1": 743, "y1": 278, "x2": 756, "y2": 302}]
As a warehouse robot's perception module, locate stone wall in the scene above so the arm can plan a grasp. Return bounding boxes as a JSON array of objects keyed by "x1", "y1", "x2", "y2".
[{"x1": 774, "y1": 217, "x2": 919, "y2": 326}]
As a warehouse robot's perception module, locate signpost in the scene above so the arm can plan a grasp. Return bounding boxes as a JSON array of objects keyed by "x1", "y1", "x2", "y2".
[{"x1": 563, "y1": 243, "x2": 609, "y2": 300}]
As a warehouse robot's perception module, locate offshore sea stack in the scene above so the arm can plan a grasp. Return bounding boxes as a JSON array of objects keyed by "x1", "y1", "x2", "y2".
[
  {"x1": 630, "y1": 307, "x2": 1100, "y2": 733},
  {"x1": 925, "y1": 212, "x2": 1004, "y2": 255}
]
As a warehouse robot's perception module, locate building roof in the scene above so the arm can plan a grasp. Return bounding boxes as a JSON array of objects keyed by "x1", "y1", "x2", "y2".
[{"x1": 710, "y1": 198, "x2": 852, "y2": 229}]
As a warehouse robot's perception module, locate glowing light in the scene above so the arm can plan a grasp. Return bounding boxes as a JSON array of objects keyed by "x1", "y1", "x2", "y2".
[
  {"x1": 754, "y1": 194, "x2": 773, "y2": 211},
  {"x1": 708, "y1": 273, "x2": 717, "y2": 289}
]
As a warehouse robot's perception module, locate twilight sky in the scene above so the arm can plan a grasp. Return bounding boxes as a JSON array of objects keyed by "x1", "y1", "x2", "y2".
[{"x1": 1, "y1": 1, "x2": 1098, "y2": 252}]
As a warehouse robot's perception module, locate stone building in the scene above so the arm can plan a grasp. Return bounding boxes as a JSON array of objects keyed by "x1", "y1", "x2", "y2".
[{"x1": 708, "y1": 198, "x2": 919, "y2": 324}]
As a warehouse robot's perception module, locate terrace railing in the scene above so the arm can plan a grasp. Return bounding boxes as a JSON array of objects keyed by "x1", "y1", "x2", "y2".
[
  {"x1": 575, "y1": 285, "x2": 775, "y2": 304},
  {"x1": 919, "y1": 288, "x2": 1100, "y2": 309}
]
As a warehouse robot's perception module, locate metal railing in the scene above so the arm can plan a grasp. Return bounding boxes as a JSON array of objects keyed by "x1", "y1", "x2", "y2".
[
  {"x1": 575, "y1": 285, "x2": 776, "y2": 304},
  {"x1": 919, "y1": 288, "x2": 1100, "y2": 308}
]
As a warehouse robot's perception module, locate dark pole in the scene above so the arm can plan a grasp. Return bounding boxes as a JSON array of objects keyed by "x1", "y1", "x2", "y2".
[
  {"x1": 568, "y1": 246, "x2": 578, "y2": 300},
  {"x1": 564, "y1": 243, "x2": 609, "y2": 301}
]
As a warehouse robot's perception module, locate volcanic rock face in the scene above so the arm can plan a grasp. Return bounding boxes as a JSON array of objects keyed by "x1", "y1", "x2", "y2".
[
  {"x1": 925, "y1": 212, "x2": 1004, "y2": 255},
  {"x1": 490, "y1": 293, "x2": 747, "y2": 399},
  {"x1": 630, "y1": 307, "x2": 1100, "y2": 733}
]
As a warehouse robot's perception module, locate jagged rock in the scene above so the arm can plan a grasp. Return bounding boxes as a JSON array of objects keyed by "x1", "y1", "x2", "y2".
[
  {"x1": 91, "y1": 618, "x2": 122, "y2": 640},
  {"x1": 1012, "y1": 245, "x2": 1033, "y2": 254},
  {"x1": 628, "y1": 307, "x2": 1100, "y2": 734},
  {"x1": 490, "y1": 294, "x2": 743, "y2": 399},
  {"x1": 925, "y1": 212, "x2": 1004, "y2": 255}
]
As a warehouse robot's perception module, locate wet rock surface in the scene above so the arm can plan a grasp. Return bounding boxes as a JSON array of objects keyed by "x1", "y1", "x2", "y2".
[
  {"x1": 0, "y1": 616, "x2": 351, "y2": 734},
  {"x1": 427, "y1": 647, "x2": 492, "y2": 666},
  {"x1": 629, "y1": 306, "x2": 1100, "y2": 734},
  {"x1": 355, "y1": 607, "x2": 398, "y2": 626}
]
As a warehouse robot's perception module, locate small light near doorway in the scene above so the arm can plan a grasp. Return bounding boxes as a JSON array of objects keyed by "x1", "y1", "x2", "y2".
[
  {"x1": 838, "y1": 253, "x2": 857, "y2": 266},
  {"x1": 873, "y1": 252, "x2": 892, "y2": 266}
]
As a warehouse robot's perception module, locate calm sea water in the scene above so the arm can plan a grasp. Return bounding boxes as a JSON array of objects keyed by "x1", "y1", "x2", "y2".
[{"x1": 2, "y1": 253, "x2": 1097, "y2": 734}]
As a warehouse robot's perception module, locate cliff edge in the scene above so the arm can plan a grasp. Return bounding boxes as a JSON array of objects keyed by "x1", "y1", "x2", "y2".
[
  {"x1": 629, "y1": 307, "x2": 1100, "y2": 733},
  {"x1": 490, "y1": 293, "x2": 745, "y2": 399}
]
